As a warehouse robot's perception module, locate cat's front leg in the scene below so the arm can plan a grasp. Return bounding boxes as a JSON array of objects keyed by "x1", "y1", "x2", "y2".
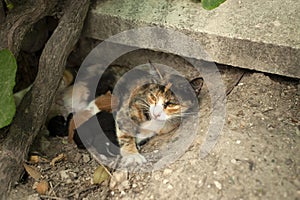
[{"x1": 116, "y1": 120, "x2": 146, "y2": 165}]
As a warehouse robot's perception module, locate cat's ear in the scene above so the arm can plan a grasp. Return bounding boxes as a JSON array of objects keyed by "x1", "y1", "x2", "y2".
[
  {"x1": 148, "y1": 60, "x2": 163, "y2": 81},
  {"x1": 190, "y1": 77, "x2": 203, "y2": 96}
]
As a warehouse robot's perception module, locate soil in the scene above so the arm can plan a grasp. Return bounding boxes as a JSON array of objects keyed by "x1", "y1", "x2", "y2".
[{"x1": 7, "y1": 49, "x2": 300, "y2": 200}]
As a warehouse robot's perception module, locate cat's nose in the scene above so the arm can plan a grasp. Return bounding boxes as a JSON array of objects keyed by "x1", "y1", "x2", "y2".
[
  {"x1": 153, "y1": 105, "x2": 163, "y2": 118},
  {"x1": 153, "y1": 113, "x2": 161, "y2": 118}
]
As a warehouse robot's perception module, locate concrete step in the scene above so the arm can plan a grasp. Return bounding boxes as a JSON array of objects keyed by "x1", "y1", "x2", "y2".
[{"x1": 83, "y1": 0, "x2": 300, "y2": 79}]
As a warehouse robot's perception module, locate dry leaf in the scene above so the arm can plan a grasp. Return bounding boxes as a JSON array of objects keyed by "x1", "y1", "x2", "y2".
[
  {"x1": 36, "y1": 180, "x2": 49, "y2": 195},
  {"x1": 93, "y1": 165, "x2": 110, "y2": 184},
  {"x1": 29, "y1": 155, "x2": 39, "y2": 163},
  {"x1": 50, "y1": 153, "x2": 66, "y2": 167},
  {"x1": 23, "y1": 163, "x2": 41, "y2": 181},
  {"x1": 62, "y1": 69, "x2": 74, "y2": 87},
  {"x1": 109, "y1": 170, "x2": 128, "y2": 189},
  {"x1": 29, "y1": 155, "x2": 49, "y2": 163}
]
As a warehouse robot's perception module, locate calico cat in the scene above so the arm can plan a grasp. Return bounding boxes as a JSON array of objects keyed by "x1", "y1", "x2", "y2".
[
  {"x1": 113, "y1": 63, "x2": 203, "y2": 165},
  {"x1": 48, "y1": 63, "x2": 203, "y2": 166}
]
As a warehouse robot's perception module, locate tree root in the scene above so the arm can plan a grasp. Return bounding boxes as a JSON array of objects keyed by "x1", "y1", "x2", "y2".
[{"x1": 0, "y1": 0, "x2": 90, "y2": 197}]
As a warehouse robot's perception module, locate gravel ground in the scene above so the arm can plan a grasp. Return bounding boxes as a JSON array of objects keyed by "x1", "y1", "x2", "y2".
[
  {"x1": 111, "y1": 72, "x2": 299, "y2": 200},
  {"x1": 7, "y1": 49, "x2": 300, "y2": 200}
]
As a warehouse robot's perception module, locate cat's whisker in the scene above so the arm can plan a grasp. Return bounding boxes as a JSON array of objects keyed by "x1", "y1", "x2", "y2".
[
  {"x1": 182, "y1": 111, "x2": 199, "y2": 115},
  {"x1": 167, "y1": 119, "x2": 181, "y2": 124},
  {"x1": 138, "y1": 104, "x2": 150, "y2": 110},
  {"x1": 182, "y1": 112, "x2": 199, "y2": 116},
  {"x1": 169, "y1": 112, "x2": 199, "y2": 118},
  {"x1": 139, "y1": 103, "x2": 150, "y2": 108},
  {"x1": 136, "y1": 98, "x2": 150, "y2": 106}
]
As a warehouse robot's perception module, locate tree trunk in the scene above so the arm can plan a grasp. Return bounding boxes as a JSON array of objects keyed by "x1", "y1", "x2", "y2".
[
  {"x1": 0, "y1": 0, "x2": 90, "y2": 198},
  {"x1": 0, "y1": 0, "x2": 58, "y2": 57},
  {"x1": 0, "y1": 1, "x2": 5, "y2": 24}
]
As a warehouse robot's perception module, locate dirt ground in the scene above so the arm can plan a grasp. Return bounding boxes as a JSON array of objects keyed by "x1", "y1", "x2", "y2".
[{"x1": 7, "y1": 49, "x2": 300, "y2": 200}]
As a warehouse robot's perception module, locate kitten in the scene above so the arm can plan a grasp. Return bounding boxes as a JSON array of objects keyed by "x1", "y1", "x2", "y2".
[
  {"x1": 48, "y1": 65, "x2": 125, "y2": 136},
  {"x1": 114, "y1": 63, "x2": 203, "y2": 165}
]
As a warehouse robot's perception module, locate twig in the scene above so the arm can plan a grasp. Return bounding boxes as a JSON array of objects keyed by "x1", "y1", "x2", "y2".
[
  {"x1": 39, "y1": 195, "x2": 67, "y2": 200},
  {"x1": 66, "y1": 185, "x2": 99, "y2": 198},
  {"x1": 226, "y1": 72, "x2": 246, "y2": 96},
  {"x1": 48, "y1": 181, "x2": 61, "y2": 196}
]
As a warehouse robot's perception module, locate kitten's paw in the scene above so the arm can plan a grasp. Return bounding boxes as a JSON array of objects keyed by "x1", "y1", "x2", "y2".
[{"x1": 121, "y1": 153, "x2": 147, "y2": 166}]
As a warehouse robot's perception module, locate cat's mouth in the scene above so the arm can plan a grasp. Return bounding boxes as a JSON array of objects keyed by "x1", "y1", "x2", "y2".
[
  {"x1": 152, "y1": 116, "x2": 166, "y2": 121},
  {"x1": 150, "y1": 114, "x2": 168, "y2": 121},
  {"x1": 149, "y1": 104, "x2": 168, "y2": 121}
]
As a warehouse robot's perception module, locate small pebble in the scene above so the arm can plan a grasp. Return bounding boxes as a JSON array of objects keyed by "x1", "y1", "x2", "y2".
[
  {"x1": 163, "y1": 179, "x2": 169, "y2": 184},
  {"x1": 73, "y1": 167, "x2": 80, "y2": 173},
  {"x1": 121, "y1": 180, "x2": 130, "y2": 190},
  {"x1": 82, "y1": 154, "x2": 90, "y2": 163},
  {"x1": 236, "y1": 140, "x2": 241, "y2": 144},
  {"x1": 74, "y1": 153, "x2": 82, "y2": 163},
  {"x1": 198, "y1": 180, "x2": 203, "y2": 187},
  {"x1": 74, "y1": 179, "x2": 80, "y2": 184},
  {"x1": 135, "y1": 175, "x2": 141, "y2": 181},
  {"x1": 141, "y1": 182, "x2": 147, "y2": 186},
  {"x1": 59, "y1": 170, "x2": 70, "y2": 180},
  {"x1": 189, "y1": 159, "x2": 197, "y2": 165},
  {"x1": 109, "y1": 171, "x2": 127, "y2": 189},
  {"x1": 163, "y1": 168, "x2": 173, "y2": 175},
  {"x1": 167, "y1": 184, "x2": 173, "y2": 190},
  {"x1": 153, "y1": 174, "x2": 160, "y2": 180},
  {"x1": 66, "y1": 178, "x2": 72, "y2": 184},
  {"x1": 214, "y1": 181, "x2": 222, "y2": 190},
  {"x1": 285, "y1": 158, "x2": 293, "y2": 165},
  {"x1": 27, "y1": 194, "x2": 40, "y2": 200}
]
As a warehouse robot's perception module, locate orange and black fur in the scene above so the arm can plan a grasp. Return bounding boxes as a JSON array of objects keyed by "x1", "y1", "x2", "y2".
[
  {"x1": 48, "y1": 63, "x2": 203, "y2": 165},
  {"x1": 114, "y1": 64, "x2": 203, "y2": 165}
]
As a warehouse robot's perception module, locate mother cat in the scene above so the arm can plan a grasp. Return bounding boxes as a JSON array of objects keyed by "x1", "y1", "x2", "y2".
[
  {"x1": 113, "y1": 63, "x2": 203, "y2": 165},
  {"x1": 50, "y1": 62, "x2": 203, "y2": 166}
]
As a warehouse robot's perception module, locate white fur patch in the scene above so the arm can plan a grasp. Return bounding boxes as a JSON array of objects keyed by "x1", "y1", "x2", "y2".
[
  {"x1": 63, "y1": 82, "x2": 90, "y2": 113},
  {"x1": 141, "y1": 120, "x2": 166, "y2": 133},
  {"x1": 86, "y1": 100, "x2": 100, "y2": 115},
  {"x1": 121, "y1": 153, "x2": 147, "y2": 165}
]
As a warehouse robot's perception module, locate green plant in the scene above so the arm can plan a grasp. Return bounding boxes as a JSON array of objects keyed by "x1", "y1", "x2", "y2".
[
  {"x1": 4, "y1": 0, "x2": 14, "y2": 10},
  {"x1": 0, "y1": 49, "x2": 17, "y2": 128},
  {"x1": 193, "y1": 0, "x2": 227, "y2": 10},
  {"x1": 202, "y1": 0, "x2": 226, "y2": 10}
]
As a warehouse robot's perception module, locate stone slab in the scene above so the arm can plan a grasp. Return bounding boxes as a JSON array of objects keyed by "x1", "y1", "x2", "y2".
[{"x1": 83, "y1": 0, "x2": 300, "y2": 79}]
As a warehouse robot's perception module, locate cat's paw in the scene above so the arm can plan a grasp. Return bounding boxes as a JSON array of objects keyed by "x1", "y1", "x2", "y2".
[{"x1": 121, "y1": 153, "x2": 147, "y2": 166}]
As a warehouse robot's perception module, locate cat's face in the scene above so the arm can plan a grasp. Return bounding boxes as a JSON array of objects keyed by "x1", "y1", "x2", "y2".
[{"x1": 145, "y1": 83, "x2": 182, "y2": 121}]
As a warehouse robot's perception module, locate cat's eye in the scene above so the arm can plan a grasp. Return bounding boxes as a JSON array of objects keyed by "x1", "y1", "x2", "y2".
[{"x1": 164, "y1": 102, "x2": 177, "y2": 108}]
